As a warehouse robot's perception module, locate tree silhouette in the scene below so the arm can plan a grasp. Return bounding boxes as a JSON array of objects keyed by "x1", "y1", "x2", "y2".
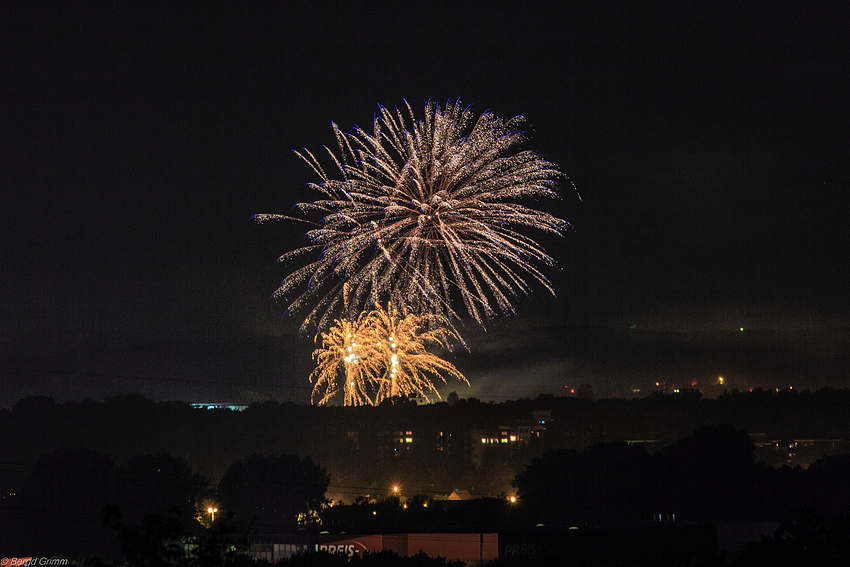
[
  {"x1": 512, "y1": 442, "x2": 654, "y2": 526},
  {"x1": 736, "y1": 508, "x2": 850, "y2": 567},
  {"x1": 1, "y1": 447, "x2": 118, "y2": 557},
  {"x1": 659, "y1": 424, "x2": 763, "y2": 522},
  {"x1": 217, "y1": 454, "x2": 330, "y2": 532},
  {"x1": 113, "y1": 453, "x2": 210, "y2": 529}
]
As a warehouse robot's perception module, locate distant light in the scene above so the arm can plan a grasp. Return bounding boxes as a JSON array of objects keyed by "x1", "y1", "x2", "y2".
[{"x1": 740, "y1": 327, "x2": 744, "y2": 332}]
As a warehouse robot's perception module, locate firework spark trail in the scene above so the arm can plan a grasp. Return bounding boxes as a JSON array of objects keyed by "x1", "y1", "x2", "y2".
[
  {"x1": 368, "y1": 305, "x2": 468, "y2": 404},
  {"x1": 310, "y1": 314, "x2": 384, "y2": 406},
  {"x1": 255, "y1": 99, "x2": 571, "y2": 333},
  {"x1": 310, "y1": 305, "x2": 467, "y2": 406}
]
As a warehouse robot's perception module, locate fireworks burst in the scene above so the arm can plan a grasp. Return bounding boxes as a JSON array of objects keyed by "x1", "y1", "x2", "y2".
[
  {"x1": 310, "y1": 313, "x2": 383, "y2": 406},
  {"x1": 369, "y1": 305, "x2": 468, "y2": 403},
  {"x1": 255, "y1": 99, "x2": 572, "y2": 333},
  {"x1": 310, "y1": 305, "x2": 467, "y2": 406}
]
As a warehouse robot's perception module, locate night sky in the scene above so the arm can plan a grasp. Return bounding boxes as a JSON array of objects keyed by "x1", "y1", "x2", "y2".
[{"x1": 2, "y1": 2, "x2": 847, "y2": 406}]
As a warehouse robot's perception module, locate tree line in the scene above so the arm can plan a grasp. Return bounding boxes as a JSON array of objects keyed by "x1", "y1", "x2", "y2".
[
  {"x1": 3, "y1": 389, "x2": 850, "y2": 498},
  {"x1": 3, "y1": 425, "x2": 850, "y2": 564},
  {"x1": 0, "y1": 449, "x2": 328, "y2": 561}
]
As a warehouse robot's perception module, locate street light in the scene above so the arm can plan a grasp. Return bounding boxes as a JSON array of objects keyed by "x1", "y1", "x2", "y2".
[{"x1": 208, "y1": 507, "x2": 217, "y2": 522}]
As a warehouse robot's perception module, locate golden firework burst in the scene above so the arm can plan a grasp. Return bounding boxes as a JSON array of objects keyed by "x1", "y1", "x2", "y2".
[
  {"x1": 310, "y1": 304, "x2": 467, "y2": 406},
  {"x1": 368, "y1": 305, "x2": 468, "y2": 403}
]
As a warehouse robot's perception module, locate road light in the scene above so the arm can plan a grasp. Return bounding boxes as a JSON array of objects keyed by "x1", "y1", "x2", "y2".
[{"x1": 208, "y1": 507, "x2": 217, "y2": 522}]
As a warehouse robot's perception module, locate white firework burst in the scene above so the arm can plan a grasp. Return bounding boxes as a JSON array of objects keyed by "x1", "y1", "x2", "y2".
[{"x1": 255, "y1": 99, "x2": 571, "y2": 333}]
